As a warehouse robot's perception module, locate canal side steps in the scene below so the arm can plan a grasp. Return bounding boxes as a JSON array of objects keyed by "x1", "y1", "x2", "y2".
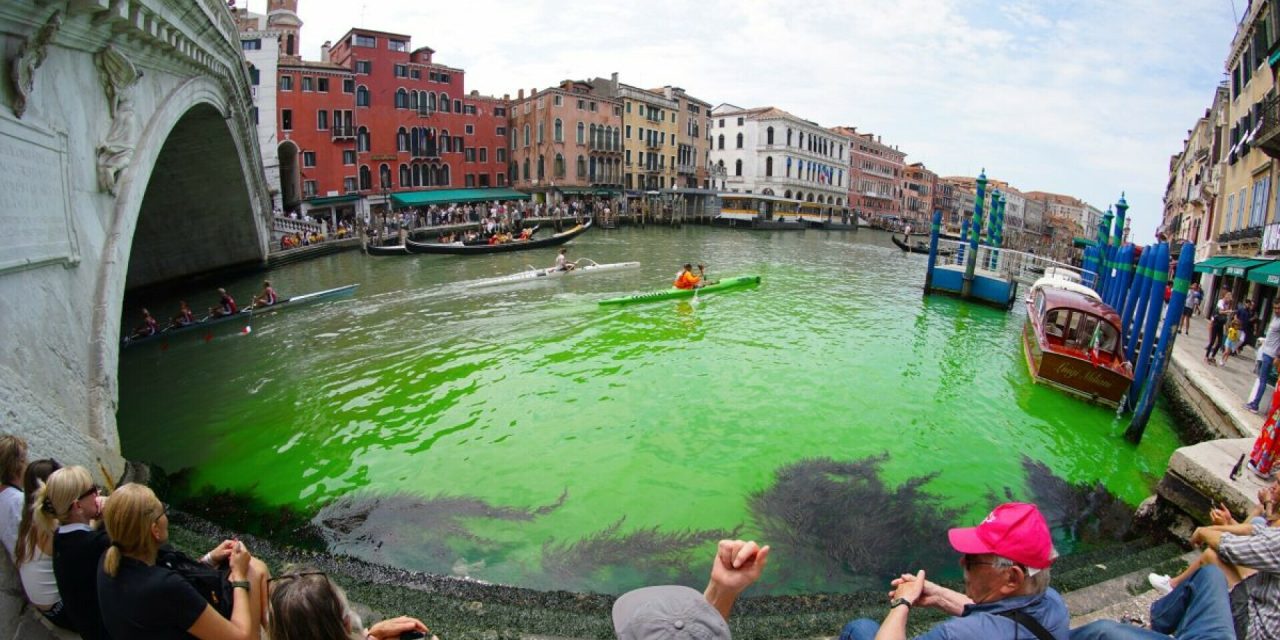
[
  {"x1": 165, "y1": 513, "x2": 1189, "y2": 640},
  {"x1": 266, "y1": 237, "x2": 361, "y2": 268}
]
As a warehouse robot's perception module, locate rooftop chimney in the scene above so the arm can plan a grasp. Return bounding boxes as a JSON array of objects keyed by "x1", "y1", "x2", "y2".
[
  {"x1": 611, "y1": 72, "x2": 619, "y2": 94},
  {"x1": 518, "y1": 89, "x2": 524, "y2": 100},
  {"x1": 320, "y1": 40, "x2": 331, "y2": 62}
]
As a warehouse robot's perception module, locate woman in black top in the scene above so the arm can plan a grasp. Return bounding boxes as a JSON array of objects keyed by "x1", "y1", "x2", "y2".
[
  {"x1": 97, "y1": 483, "x2": 268, "y2": 640},
  {"x1": 35, "y1": 465, "x2": 111, "y2": 640}
]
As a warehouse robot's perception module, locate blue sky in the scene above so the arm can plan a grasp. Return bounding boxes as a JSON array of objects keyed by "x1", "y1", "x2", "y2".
[{"x1": 263, "y1": 0, "x2": 1240, "y2": 241}]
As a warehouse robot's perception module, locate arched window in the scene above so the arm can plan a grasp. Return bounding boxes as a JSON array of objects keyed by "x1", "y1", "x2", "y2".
[
  {"x1": 784, "y1": 190, "x2": 792, "y2": 198},
  {"x1": 787, "y1": 128, "x2": 793, "y2": 146},
  {"x1": 612, "y1": 128, "x2": 620, "y2": 151},
  {"x1": 397, "y1": 128, "x2": 408, "y2": 152},
  {"x1": 577, "y1": 155, "x2": 587, "y2": 178},
  {"x1": 399, "y1": 164, "x2": 409, "y2": 187},
  {"x1": 734, "y1": 159, "x2": 742, "y2": 176},
  {"x1": 577, "y1": 121, "x2": 585, "y2": 144},
  {"x1": 440, "y1": 130, "x2": 450, "y2": 153},
  {"x1": 357, "y1": 127, "x2": 370, "y2": 152},
  {"x1": 359, "y1": 165, "x2": 371, "y2": 190},
  {"x1": 395, "y1": 88, "x2": 408, "y2": 109},
  {"x1": 356, "y1": 85, "x2": 370, "y2": 107},
  {"x1": 537, "y1": 155, "x2": 545, "y2": 180},
  {"x1": 523, "y1": 124, "x2": 531, "y2": 147},
  {"x1": 410, "y1": 90, "x2": 419, "y2": 109},
  {"x1": 589, "y1": 157, "x2": 597, "y2": 181},
  {"x1": 428, "y1": 92, "x2": 437, "y2": 110},
  {"x1": 807, "y1": 193, "x2": 814, "y2": 202},
  {"x1": 554, "y1": 119, "x2": 563, "y2": 142},
  {"x1": 765, "y1": 156, "x2": 773, "y2": 177},
  {"x1": 522, "y1": 158, "x2": 530, "y2": 180},
  {"x1": 604, "y1": 126, "x2": 612, "y2": 150},
  {"x1": 438, "y1": 164, "x2": 450, "y2": 186},
  {"x1": 555, "y1": 153, "x2": 565, "y2": 178},
  {"x1": 412, "y1": 163, "x2": 422, "y2": 186},
  {"x1": 509, "y1": 161, "x2": 517, "y2": 182},
  {"x1": 735, "y1": 133, "x2": 743, "y2": 149},
  {"x1": 766, "y1": 127, "x2": 774, "y2": 145},
  {"x1": 537, "y1": 122, "x2": 545, "y2": 144},
  {"x1": 717, "y1": 134, "x2": 724, "y2": 150},
  {"x1": 379, "y1": 163, "x2": 391, "y2": 188},
  {"x1": 837, "y1": 197, "x2": 843, "y2": 206},
  {"x1": 440, "y1": 93, "x2": 450, "y2": 112}
]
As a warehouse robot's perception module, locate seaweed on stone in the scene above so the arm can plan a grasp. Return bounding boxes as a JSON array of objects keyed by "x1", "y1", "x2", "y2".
[
  {"x1": 171, "y1": 484, "x2": 328, "y2": 551},
  {"x1": 992, "y1": 456, "x2": 1134, "y2": 544},
  {"x1": 539, "y1": 517, "x2": 742, "y2": 593},
  {"x1": 747, "y1": 455, "x2": 961, "y2": 592},
  {"x1": 313, "y1": 489, "x2": 568, "y2": 572}
]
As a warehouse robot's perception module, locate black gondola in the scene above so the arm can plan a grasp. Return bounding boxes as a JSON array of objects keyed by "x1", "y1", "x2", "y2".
[
  {"x1": 892, "y1": 234, "x2": 953, "y2": 256},
  {"x1": 365, "y1": 242, "x2": 411, "y2": 256},
  {"x1": 403, "y1": 220, "x2": 591, "y2": 255}
]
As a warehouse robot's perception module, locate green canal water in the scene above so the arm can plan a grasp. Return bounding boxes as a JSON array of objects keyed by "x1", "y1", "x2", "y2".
[{"x1": 117, "y1": 226, "x2": 1182, "y2": 595}]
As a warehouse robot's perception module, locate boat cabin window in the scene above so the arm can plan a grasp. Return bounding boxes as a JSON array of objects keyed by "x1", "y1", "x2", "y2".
[
  {"x1": 1034, "y1": 291, "x2": 1046, "y2": 317},
  {"x1": 1045, "y1": 308, "x2": 1118, "y2": 354}
]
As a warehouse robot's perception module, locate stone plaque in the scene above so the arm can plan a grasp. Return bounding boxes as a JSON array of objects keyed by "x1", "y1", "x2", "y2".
[{"x1": 0, "y1": 112, "x2": 80, "y2": 274}]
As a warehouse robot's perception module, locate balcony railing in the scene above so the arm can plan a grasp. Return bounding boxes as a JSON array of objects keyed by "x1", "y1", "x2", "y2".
[
  {"x1": 417, "y1": 106, "x2": 434, "y2": 117},
  {"x1": 677, "y1": 163, "x2": 697, "y2": 174},
  {"x1": 331, "y1": 126, "x2": 355, "y2": 140},
  {"x1": 1255, "y1": 94, "x2": 1280, "y2": 158},
  {"x1": 646, "y1": 140, "x2": 662, "y2": 150},
  {"x1": 1244, "y1": 225, "x2": 1264, "y2": 239}
]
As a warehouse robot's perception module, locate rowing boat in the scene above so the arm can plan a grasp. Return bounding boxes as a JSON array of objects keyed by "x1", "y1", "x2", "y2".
[
  {"x1": 121, "y1": 283, "x2": 359, "y2": 347},
  {"x1": 597, "y1": 275, "x2": 761, "y2": 306},
  {"x1": 465, "y1": 260, "x2": 641, "y2": 288}
]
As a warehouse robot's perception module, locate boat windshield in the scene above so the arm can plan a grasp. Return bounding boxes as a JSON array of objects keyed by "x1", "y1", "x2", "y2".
[{"x1": 1044, "y1": 308, "x2": 1119, "y2": 354}]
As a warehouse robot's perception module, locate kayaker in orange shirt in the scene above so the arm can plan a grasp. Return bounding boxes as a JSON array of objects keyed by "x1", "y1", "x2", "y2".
[{"x1": 674, "y1": 264, "x2": 704, "y2": 290}]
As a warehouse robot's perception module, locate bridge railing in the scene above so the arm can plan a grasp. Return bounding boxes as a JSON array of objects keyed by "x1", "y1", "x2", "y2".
[
  {"x1": 932, "y1": 239, "x2": 1097, "y2": 290},
  {"x1": 273, "y1": 215, "x2": 322, "y2": 236}
]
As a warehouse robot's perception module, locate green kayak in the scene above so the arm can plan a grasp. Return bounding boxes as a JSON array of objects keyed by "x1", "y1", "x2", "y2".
[{"x1": 598, "y1": 275, "x2": 762, "y2": 306}]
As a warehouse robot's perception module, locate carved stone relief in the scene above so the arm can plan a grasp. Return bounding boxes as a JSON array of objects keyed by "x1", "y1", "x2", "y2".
[
  {"x1": 8, "y1": 10, "x2": 62, "y2": 119},
  {"x1": 95, "y1": 45, "x2": 143, "y2": 196}
]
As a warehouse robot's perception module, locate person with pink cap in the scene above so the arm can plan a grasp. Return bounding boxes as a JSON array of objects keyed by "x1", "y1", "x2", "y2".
[{"x1": 838, "y1": 502, "x2": 1068, "y2": 640}]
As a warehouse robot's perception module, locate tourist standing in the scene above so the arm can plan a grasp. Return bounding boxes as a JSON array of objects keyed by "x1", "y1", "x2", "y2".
[
  {"x1": 1182, "y1": 282, "x2": 1203, "y2": 335},
  {"x1": 1247, "y1": 301, "x2": 1280, "y2": 414}
]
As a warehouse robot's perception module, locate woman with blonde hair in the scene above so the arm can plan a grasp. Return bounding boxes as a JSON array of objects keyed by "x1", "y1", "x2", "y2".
[
  {"x1": 267, "y1": 569, "x2": 430, "y2": 640},
  {"x1": 97, "y1": 482, "x2": 270, "y2": 640},
  {"x1": 34, "y1": 465, "x2": 111, "y2": 640},
  {"x1": 14, "y1": 458, "x2": 76, "y2": 630}
]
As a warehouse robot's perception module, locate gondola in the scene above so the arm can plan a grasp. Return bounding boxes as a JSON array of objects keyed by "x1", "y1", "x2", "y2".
[
  {"x1": 891, "y1": 234, "x2": 953, "y2": 256},
  {"x1": 121, "y1": 284, "x2": 359, "y2": 348},
  {"x1": 365, "y1": 242, "x2": 411, "y2": 256},
  {"x1": 404, "y1": 220, "x2": 591, "y2": 255}
]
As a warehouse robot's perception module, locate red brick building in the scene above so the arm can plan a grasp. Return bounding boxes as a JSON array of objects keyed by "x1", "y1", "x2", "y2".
[{"x1": 265, "y1": 1, "x2": 509, "y2": 221}]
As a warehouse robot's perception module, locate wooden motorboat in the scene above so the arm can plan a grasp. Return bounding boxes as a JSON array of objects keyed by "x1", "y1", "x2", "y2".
[{"x1": 1022, "y1": 276, "x2": 1133, "y2": 407}]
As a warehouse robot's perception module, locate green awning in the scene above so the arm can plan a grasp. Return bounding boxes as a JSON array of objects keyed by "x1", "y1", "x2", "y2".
[
  {"x1": 1247, "y1": 261, "x2": 1280, "y2": 285},
  {"x1": 306, "y1": 194, "x2": 362, "y2": 206},
  {"x1": 391, "y1": 188, "x2": 530, "y2": 208},
  {"x1": 1194, "y1": 256, "x2": 1237, "y2": 275},
  {"x1": 1270, "y1": 50, "x2": 1280, "y2": 67},
  {"x1": 1222, "y1": 257, "x2": 1269, "y2": 277}
]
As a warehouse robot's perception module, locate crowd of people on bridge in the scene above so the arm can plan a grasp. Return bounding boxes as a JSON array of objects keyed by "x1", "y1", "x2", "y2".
[{"x1": 4, "y1": 428, "x2": 1279, "y2": 640}]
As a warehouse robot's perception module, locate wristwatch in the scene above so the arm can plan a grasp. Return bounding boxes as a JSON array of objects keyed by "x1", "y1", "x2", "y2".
[
  {"x1": 889, "y1": 597, "x2": 912, "y2": 610},
  {"x1": 229, "y1": 580, "x2": 251, "y2": 591}
]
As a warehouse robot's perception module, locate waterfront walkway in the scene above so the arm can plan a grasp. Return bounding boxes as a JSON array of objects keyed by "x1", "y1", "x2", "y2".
[{"x1": 1170, "y1": 312, "x2": 1267, "y2": 439}]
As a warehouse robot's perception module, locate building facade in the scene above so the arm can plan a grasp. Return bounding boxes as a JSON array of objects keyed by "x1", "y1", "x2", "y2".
[
  {"x1": 837, "y1": 127, "x2": 904, "y2": 222},
  {"x1": 660, "y1": 86, "x2": 713, "y2": 189},
  {"x1": 901, "y1": 162, "x2": 937, "y2": 225},
  {"x1": 241, "y1": 1, "x2": 511, "y2": 221},
  {"x1": 709, "y1": 104, "x2": 849, "y2": 211},
  {"x1": 507, "y1": 81, "x2": 623, "y2": 201},
  {"x1": 234, "y1": 9, "x2": 282, "y2": 211},
  {"x1": 588, "y1": 76, "x2": 680, "y2": 193}
]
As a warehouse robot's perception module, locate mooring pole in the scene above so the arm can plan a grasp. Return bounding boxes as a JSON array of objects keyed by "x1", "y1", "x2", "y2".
[
  {"x1": 1127, "y1": 242, "x2": 1194, "y2": 442},
  {"x1": 924, "y1": 210, "x2": 942, "y2": 294},
  {"x1": 961, "y1": 170, "x2": 988, "y2": 299}
]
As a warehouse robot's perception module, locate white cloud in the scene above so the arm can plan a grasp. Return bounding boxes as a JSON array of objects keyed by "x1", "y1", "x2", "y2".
[{"x1": 254, "y1": 0, "x2": 1238, "y2": 240}]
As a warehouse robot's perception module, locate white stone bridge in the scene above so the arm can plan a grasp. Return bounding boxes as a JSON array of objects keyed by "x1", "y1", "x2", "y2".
[{"x1": 0, "y1": 0, "x2": 270, "y2": 496}]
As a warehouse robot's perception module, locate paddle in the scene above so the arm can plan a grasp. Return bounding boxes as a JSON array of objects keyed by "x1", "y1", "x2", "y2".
[{"x1": 692, "y1": 264, "x2": 705, "y2": 307}]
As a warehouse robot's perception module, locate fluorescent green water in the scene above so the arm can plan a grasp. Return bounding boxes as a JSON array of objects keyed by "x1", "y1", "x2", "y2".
[{"x1": 117, "y1": 226, "x2": 1181, "y2": 594}]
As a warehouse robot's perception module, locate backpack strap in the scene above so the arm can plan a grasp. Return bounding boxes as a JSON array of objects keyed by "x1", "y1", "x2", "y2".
[{"x1": 995, "y1": 608, "x2": 1057, "y2": 640}]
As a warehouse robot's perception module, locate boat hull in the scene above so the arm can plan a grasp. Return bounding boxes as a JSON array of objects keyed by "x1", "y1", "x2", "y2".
[
  {"x1": 466, "y1": 261, "x2": 641, "y2": 288},
  {"x1": 1021, "y1": 317, "x2": 1130, "y2": 407},
  {"x1": 598, "y1": 275, "x2": 761, "y2": 306}
]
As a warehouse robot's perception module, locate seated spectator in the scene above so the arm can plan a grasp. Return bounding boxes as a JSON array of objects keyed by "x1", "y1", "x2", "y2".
[
  {"x1": 612, "y1": 539, "x2": 770, "y2": 640},
  {"x1": 1072, "y1": 514, "x2": 1280, "y2": 639},
  {"x1": 1, "y1": 434, "x2": 28, "y2": 560},
  {"x1": 1149, "y1": 482, "x2": 1278, "y2": 595},
  {"x1": 267, "y1": 568, "x2": 430, "y2": 640},
  {"x1": 35, "y1": 465, "x2": 111, "y2": 640},
  {"x1": 97, "y1": 483, "x2": 269, "y2": 640},
  {"x1": 15, "y1": 458, "x2": 76, "y2": 630},
  {"x1": 839, "y1": 502, "x2": 1068, "y2": 640}
]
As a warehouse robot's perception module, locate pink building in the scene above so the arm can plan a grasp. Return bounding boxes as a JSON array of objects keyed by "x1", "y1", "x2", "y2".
[{"x1": 835, "y1": 127, "x2": 905, "y2": 222}]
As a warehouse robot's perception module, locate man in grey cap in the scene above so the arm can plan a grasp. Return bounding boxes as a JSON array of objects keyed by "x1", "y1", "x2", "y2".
[{"x1": 612, "y1": 539, "x2": 770, "y2": 640}]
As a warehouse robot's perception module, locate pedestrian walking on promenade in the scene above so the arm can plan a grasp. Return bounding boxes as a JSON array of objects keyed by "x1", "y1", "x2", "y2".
[{"x1": 1246, "y1": 301, "x2": 1280, "y2": 414}]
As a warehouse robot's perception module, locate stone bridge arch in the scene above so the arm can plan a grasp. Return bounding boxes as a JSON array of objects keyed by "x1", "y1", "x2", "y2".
[{"x1": 0, "y1": 1, "x2": 271, "y2": 485}]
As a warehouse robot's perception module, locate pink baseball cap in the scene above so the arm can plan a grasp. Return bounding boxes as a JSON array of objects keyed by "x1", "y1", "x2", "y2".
[{"x1": 947, "y1": 502, "x2": 1054, "y2": 569}]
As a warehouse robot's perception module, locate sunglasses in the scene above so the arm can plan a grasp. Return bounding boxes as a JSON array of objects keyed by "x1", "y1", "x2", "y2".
[
  {"x1": 268, "y1": 571, "x2": 327, "y2": 584},
  {"x1": 960, "y1": 554, "x2": 998, "y2": 570},
  {"x1": 155, "y1": 502, "x2": 170, "y2": 522},
  {"x1": 78, "y1": 485, "x2": 101, "y2": 501}
]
